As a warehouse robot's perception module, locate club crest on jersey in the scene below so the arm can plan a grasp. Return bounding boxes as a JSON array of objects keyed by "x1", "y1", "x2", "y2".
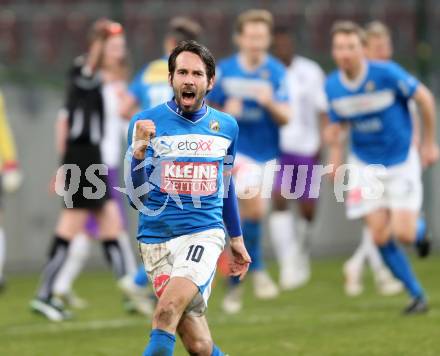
[
  {"x1": 365, "y1": 80, "x2": 375, "y2": 92},
  {"x1": 209, "y1": 120, "x2": 220, "y2": 132}
]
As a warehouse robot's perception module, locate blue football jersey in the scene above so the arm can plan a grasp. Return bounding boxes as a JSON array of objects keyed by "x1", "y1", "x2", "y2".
[
  {"x1": 325, "y1": 60, "x2": 419, "y2": 166},
  {"x1": 127, "y1": 101, "x2": 239, "y2": 243},
  {"x1": 129, "y1": 58, "x2": 173, "y2": 110},
  {"x1": 208, "y1": 54, "x2": 288, "y2": 162}
]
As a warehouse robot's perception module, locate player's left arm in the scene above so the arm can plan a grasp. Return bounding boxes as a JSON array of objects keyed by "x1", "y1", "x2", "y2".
[
  {"x1": 412, "y1": 84, "x2": 439, "y2": 168},
  {"x1": 222, "y1": 124, "x2": 251, "y2": 280},
  {"x1": 388, "y1": 61, "x2": 439, "y2": 168},
  {"x1": 223, "y1": 176, "x2": 251, "y2": 280}
]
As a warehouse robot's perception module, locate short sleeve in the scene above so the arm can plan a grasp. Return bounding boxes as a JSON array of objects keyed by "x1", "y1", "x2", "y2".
[{"x1": 386, "y1": 61, "x2": 419, "y2": 99}]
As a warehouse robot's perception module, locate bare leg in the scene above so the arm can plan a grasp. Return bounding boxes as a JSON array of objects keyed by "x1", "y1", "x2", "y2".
[
  {"x1": 177, "y1": 314, "x2": 214, "y2": 356},
  {"x1": 143, "y1": 277, "x2": 199, "y2": 355}
]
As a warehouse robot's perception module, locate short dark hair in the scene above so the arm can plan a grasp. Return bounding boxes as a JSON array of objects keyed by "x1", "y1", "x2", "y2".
[{"x1": 168, "y1": 40, "x2": 216, "y2": 81}]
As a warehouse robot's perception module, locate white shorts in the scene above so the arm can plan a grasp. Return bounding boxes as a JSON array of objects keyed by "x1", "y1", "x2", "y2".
[
  {"x1": 139, "y1": 228, "x2": 225, "y2": 316},
  {"x1": 345, "y1": 148, "x2": 422, "y2": 220},
  {"x1": 233, "y1": 153, "x2": 278, "y2": 199}
]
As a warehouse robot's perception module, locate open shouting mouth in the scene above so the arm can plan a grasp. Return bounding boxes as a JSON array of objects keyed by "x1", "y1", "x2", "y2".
[{"x1": 181, "y1": 89, "x2": 196, "y2": 107}]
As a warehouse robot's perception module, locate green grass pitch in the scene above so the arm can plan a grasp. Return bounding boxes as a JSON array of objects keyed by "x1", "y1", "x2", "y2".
[{"x1": 1, "y1": 256, "x2": 439, "y2": 355}]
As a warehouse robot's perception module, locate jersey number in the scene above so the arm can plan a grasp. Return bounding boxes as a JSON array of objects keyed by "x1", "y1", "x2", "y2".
[{"x1": 186, "y1": 245, "x2": 204, "y2": 263}]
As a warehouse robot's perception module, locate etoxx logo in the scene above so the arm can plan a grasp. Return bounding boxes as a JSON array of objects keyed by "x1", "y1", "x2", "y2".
[{"x1": 177, "y1": 139, "x2": 213, "y2": 154}]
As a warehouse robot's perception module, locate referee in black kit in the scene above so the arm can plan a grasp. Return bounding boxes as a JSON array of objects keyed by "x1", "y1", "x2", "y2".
[{"x1": 30, "y1": 19, "x2": 129, "y2": 321}]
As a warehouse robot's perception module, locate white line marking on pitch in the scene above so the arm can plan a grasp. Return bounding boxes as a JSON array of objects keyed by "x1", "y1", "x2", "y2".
[
  {"x1": 4, "y1": 318, "x2": 145, "y2": 336},
  {"x1": 4, "y1": 308, "x2": 439, "y2": 336}
]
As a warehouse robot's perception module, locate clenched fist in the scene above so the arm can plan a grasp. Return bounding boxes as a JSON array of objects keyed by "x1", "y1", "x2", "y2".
[{"x1": 133, "y1": 120, "x2": 156, "y2": 160}]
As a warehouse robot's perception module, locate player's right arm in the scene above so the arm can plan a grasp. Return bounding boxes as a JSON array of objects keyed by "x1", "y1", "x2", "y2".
[
  {"x1": 324, "y1": 77, "x2": 348, "y2": 181},
  {"x1": 126, "y1": 116, "x2": 156, "y2": 209},
  {"x1": 131, "y1": 119, "x2": 156, "y2": 160},
  {"x1": 325, "y1": 122, "x2": 348, "y2": 181}
]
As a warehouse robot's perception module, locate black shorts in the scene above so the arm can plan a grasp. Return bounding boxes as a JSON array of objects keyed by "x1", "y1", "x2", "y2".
[{"x1": 62, "y1": 144, "x2": 109, "y2": 209}]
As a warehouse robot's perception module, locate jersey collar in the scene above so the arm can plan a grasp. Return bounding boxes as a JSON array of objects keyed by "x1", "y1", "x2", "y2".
[
  {"x1": 237, "y1": 53, "x2": 269, "y2": 73},
  {"x1": 166, "y1": 99, "x2": 208, "y2": 124},
  {"x1": 339, "y1": 60, "x2": 369, "y2": 91}
]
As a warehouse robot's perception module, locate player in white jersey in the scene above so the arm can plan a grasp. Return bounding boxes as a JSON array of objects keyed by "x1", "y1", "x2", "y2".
[
  {"x1": 269, "y1": 27, "x2": 328, "y2": 290},
  {"x1": 341, "y1": 21, "x2": 405, "y2": 297}
]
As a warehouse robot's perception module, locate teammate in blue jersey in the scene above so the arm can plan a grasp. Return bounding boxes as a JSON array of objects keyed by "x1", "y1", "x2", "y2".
[
  {"x1": 119, "y1": 17, "x2": 202, "y2": 314},
  {"x1": 127, "y1": 40, "x2": 250, "y2": 356},
  {"x1": 342, "y1": 21, "x2": 406, "y2": 297},
  {"x1": 208, "y1": 9, "x2": 289, "y2": 314},
  {"x1": 325, "y1": 21, "x2": 439, "y2": 314}
]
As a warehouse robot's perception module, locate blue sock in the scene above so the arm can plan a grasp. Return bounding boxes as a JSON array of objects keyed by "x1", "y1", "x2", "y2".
[
  {"x1": 415, "y1": 217, "x2": 427, "y2": 244},
  {"x1": 211, "y1": 344, "x2": 224, "y2": 356},
  {"x1": 143, "y1": 329, "x2": 175, "y2": 356},
  {"x1": 229, "y1": 275, "x2": 241, "y2": 287},
  {"x1": 242, "y1": 220, "x2": 263, "y2": 272},
  {"x1": 134, "y1": 265, "x2": 149, "y2": 287},
  {"x1": 379, "y1": 240, "x2": 424, "y2": 299},
  {"x1": 228, "y1": 220, "x2": 263, "y2": 286}
]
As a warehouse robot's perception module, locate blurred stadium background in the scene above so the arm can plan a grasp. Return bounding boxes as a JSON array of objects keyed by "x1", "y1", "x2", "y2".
[
  {"x1": 1, "y1": 0, "x2": 439, "y2": 271},
  {"x1": 1, "y1": 1, "x2": 440, "y2": 355}
]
